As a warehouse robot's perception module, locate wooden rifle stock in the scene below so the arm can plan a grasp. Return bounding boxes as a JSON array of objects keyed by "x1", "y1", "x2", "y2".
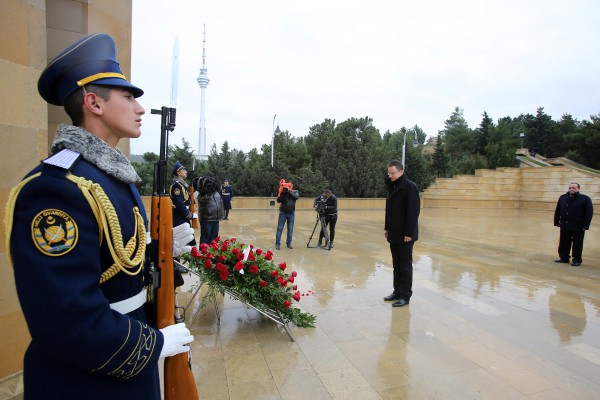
[
  {"x1": 150, "y1": 107, "x2": 198, "y2": 400},
  {"x1": 189, "y1": 186, "x2": 199, "y2": 229}
]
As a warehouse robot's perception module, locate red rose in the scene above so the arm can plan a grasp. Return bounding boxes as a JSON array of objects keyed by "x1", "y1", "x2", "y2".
[
  {"x1": 218, "y1": 255, "x2": 226, "y2": 262},
  {"x1": 237, "y1": 253, "x2": 245, "y2": 261},
  {"x1": 278, "y1": 262, "x2": 286, "y2": 271},
  {"x1": 203, "y1": 259, "x2": 213, "y2": 269},
  {"x1": 248, "y1": 252, "x2": 256, "y2": 261},
  {"x1": 207, "y1": 253, "x2": 214, "y2": 259},
  {"x1": 215, "y1": 236, "x2": 221, "y2": 242},
  {"x1": 191, "y1": 246, "x2": 201, "y2": 258},
  {"x1": 249, "y1": 265, "x2": 259, "y2": 274},
  {"x1": 231, "y1": 238, "x2": 236, "y2": 243},
  {"x1": 199, "y1": 243, "x2": 209, "y2": 253},
  {"x1": 277, "y1": 276, "x2": 285, "y2": 286},
  {"x1": 288, "y1": 276, "x2": 295, "y2": 283},
  {"x1": 291, "y1": 271, "x2": 297, "y2": 277},
  {"x1": 260, "y1": 280, "x2": 267, "y2": 288},
  {"x1": 283, "y1": 300, "x2": 291, "y2": 309},
  {"x1": 293, "y1": 285, "x2": 297, "y2": 290},
  {"x1": 221, "y1": 242, "x2": 229, "y2": 251},
  {"x1": 216, "y1": 262, "x2": 226, "y2": 272},
  {"x1": 232, "y1": 248, "x2": 240, "y2": 255},
  {"x1": 265, "y1": 251, "x2": 273, "y2": 261},
  {"x1": 293, "y1": 292, "x2": 301, "y2": 301},
  {"x1": 256, "y1": 249, "x2": 263, "y2": 255},
  {"x1": 271, "y1": 271, "x2": 279, "y2": 278},
  {"x1": 235, "y1": 261, "x2": 244, "y2": 271},
  {"x1": 219, "y1": 269, "x2": 229, "y2": 281}
]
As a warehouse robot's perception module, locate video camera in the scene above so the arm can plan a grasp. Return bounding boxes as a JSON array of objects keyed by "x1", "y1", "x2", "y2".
[
  {"x1": 278, "y1": 179, "x2": 293, "y2": 197},
  {"x1": 314, "y1": 196, "x2": 327, "y2": 214},
  {"x1": 194, "y1": 176, "x2": 217, "y2": 196}
]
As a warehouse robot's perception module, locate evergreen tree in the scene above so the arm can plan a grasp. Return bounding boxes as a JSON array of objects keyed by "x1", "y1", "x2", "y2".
[{"x1": 431, "y1": 135, "x2": 449, "y2": 178}]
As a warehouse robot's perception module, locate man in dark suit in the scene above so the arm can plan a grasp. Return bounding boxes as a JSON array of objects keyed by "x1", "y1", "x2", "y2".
[
  {"x1": 383, "y1": 160, "x2": 420, "y2": 307},
  {"x1": 554, "y1": 182, "x2": 594, "y2": 266}
]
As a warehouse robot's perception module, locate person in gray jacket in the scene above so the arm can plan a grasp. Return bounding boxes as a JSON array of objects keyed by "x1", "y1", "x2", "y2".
[{"x1": 197, "y1": 176, "x2": 225, "y2": 245}]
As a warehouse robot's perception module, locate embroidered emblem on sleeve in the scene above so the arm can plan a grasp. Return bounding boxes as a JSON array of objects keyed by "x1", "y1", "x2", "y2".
[
  {"x1": 174, "y1": 188, "x2": 181, "y2": 196},
  {"x1": 31, "y1": 209, "x2": 78, "y2": 256}
]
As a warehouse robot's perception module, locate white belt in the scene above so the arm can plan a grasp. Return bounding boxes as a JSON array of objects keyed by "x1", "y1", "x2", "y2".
[{"x1": 110, "y1": 287, "x2": 148, "y2": 314}]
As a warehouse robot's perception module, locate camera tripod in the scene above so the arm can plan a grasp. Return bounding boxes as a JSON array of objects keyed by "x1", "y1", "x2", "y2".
[{"x1": 306, "y1": 212, "x2": 331, "y2": 250}]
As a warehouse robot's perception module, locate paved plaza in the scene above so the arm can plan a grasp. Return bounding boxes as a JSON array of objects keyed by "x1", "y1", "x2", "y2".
[{"x1": 177, "y1": 207, "x2": 600, "y2": 400}]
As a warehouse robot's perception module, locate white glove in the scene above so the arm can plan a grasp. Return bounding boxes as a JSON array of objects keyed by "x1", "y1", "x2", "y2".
[
  {"x1": 159, "y1": 323, "x2": 194, "y2": 358},
  {"x1": 173, "y1": 223, "x2": 194, "y2": 257},
  {"x1": 191, "y1": 213, "x2": 198, "y2": 220},
  {"x1": 193, "y1": 191, "x2": 199, "y2": 200}
]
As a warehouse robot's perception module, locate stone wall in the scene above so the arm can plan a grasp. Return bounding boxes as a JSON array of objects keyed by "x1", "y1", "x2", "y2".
[{"x1": 422, "y1": 166, "x2": 600, "y2": 214}]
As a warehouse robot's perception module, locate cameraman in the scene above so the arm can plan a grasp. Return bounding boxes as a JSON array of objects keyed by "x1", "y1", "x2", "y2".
[
  {"x1": 275, "y1": 181, "x2": 299, "y2": 250},
  {"x1": 314, "y1": 189, "x2": 338, "y2": 249}
]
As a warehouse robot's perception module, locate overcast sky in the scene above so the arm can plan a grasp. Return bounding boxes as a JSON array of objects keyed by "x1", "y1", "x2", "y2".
[{"x1": 131, "y1": 0, "x2": 600, "y2": 156}]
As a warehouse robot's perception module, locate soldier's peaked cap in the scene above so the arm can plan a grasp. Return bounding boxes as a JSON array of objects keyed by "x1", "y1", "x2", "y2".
[{"x1": 38, "y1": 33, "x2": 144, "y2": 106}]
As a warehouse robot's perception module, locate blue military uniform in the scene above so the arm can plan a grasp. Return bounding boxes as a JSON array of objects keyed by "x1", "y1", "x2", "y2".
[
  {"x1": 221, "y1": 179, "x2": 233, "y2": 219},
  {"x1": 5, "y1": 34, "x2": 163, "y2": 399},
  {"x1": 170, "y1": 161, "x2": 195, "y2": 228}
]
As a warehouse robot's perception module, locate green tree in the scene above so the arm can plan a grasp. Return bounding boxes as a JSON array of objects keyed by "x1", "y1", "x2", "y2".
[
  {"x1": 567, "y1": 114, "x2": 600, "y2": 169},
  {"x1": 485, "y1": 117, "x2": 520, "y2": 169},
  {"x1": 523, "y1": 107, "x2": 560, "y2": 157},
  {"x1": 476, "y1": 111, "x2": 494, "y2": 156},
  {"x1": 132, "y1": 152, "x2": 159, "y2": 195},
  {"x1": 431, "y1": 135, "x2": 449, "y2": 178}
]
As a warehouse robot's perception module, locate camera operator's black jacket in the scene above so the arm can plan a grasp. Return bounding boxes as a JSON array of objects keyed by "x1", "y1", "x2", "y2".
[{"x1": 277, "y1": 189, "x2": 299, "y2": 214}]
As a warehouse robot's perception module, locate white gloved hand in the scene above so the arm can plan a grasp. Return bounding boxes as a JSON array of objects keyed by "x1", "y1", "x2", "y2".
[
  {"x1": 159, "y1": 323, "x2": 194, "y2": 358},
  {"x1": 173, "y1": 223, "x2": 195, "y2": 257},
  {"x1": 192, "y1": 213, "x2": 198, "y2": 220},
  {"x1": 193, "y1": 191, "x2": 199, "y2": 201}
]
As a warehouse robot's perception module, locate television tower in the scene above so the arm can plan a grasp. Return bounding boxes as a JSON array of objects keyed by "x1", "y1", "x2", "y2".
[{"x1": 196, "y1": 24, "x2": 210, "y2": 160}]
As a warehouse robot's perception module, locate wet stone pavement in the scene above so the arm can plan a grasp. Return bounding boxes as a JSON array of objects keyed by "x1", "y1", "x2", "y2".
[{"x1": 175, "y1": 208, "x2": 600, "y2": 400}]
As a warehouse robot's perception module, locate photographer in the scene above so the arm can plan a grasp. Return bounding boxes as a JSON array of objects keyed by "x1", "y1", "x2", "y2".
[
  {"x1": 314, "y1": 189, "x2": 338, "y2": 249},
  {"x1": 196, "y1": 176, "x2": 225, "y2": 245},
  {"x1": 275, "y1": 180, "x2": 299, "y2": 250}
]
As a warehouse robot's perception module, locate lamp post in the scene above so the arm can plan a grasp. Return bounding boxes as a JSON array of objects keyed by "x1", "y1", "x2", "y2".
[
  {"x1": 519, "y1": 132, "x2": 525, "y2": 149},
  {"x1": 401, "y1": 132, "x2": 420, "y2": 170},
  {"x1": 271, "y1": 114, "x2": 281, "y2": 168}
]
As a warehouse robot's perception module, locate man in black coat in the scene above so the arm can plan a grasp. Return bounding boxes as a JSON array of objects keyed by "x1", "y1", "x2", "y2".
[
  {"x1": 383, "y1": 160, "x2": 421, "y2": 307},
  {"x1": 554, "y1": 182, "x2": 594, "y2": 266}
]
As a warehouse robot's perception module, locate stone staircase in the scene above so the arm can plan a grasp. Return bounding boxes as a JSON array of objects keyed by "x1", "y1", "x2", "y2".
[{"x1": 422, "y1": 166, "x2": 600, "y2": 214}]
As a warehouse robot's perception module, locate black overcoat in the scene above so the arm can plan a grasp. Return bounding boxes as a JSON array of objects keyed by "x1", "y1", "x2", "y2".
[
  {"x1": 554, "y1": 192, "x2": 594, "y2": 231},
  {"x1": 385, "y1": 174, "x2": 420, "y2": 243}
]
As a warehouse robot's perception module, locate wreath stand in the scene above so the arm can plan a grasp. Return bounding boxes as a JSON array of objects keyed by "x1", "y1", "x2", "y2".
[{"x1": 183, "y1": 266, "x2": 296, "y2": 342}]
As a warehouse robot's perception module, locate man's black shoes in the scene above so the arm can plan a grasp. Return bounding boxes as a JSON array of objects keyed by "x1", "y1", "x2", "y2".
[
  {"x1": 571, "y1": 260, "x2": 582, "y2": 266},
  {"x1": 383, "y1": 293, "x2": 400, "y2": 301},
  {"x1": 554, "y1": 258, "x2": 569, "y2": 263},
  {"x1": 392, "y1": 299, "x2": 409, "y2": 307}
]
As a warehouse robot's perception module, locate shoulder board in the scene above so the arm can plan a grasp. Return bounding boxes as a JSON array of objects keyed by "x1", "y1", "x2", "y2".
[{"x1": 43, "y1": 149, "x2": 81, "y2": 170}]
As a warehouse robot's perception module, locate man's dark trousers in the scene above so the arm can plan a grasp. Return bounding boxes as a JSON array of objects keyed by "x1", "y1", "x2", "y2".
[
  {"x1": 558, "y1": 229, "x2": 585, "y2": 262},
  {"x1": 389, "y1": 241, "x2": 414, "y2": 301}
]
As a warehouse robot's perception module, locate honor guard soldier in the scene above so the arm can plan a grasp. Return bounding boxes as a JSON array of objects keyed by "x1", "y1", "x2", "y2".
[
  {"x1": 170, "y1": 160, "x2": 197, "y2": 245},
  {"x1": 221, "y1": 178, "x2": 234, "y2": 220},
  {"x1": 5, "y1": 33, "x2": 194, "y2": 399}
]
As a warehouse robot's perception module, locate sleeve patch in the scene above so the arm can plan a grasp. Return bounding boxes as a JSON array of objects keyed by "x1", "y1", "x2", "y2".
[{"x1": 31, "y1": 209, "x2": 79, "y2": 256}]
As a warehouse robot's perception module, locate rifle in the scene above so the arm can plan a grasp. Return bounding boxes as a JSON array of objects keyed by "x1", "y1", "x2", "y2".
[
  {"x1": 149, "y1": 106, "x2": 199, "y2": 400},
  {"x1": 189, "y1": 184, "x2": 199, "y2": 229}
]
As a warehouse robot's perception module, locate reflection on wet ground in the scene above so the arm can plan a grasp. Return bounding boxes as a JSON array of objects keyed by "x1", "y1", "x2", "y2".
[{"x1": 181, "y1": 208, "x2": 600, "y2": 399}]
